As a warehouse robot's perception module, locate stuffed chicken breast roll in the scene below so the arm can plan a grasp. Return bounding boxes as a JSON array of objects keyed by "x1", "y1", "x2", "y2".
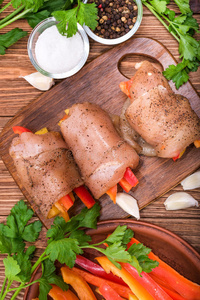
[
  {"x1": 9, "y1": 130, "x2": 84, "y2": 222},
  {"x1": 60, "y1": 102, "x2": 139, "y2": 199}
]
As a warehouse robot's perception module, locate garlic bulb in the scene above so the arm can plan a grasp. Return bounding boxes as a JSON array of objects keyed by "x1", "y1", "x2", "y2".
[
  {"x1": 22, "y1": 72, "x2": 54, "y2": 91},
  {"x1": 116, "y1": 193, "x2": 140, "y2": 220},
  {"x1": 164, "y1": 192, "x2": 199, "y2": 210},
  {"x1": 181, "y1": 171, "x2": 200, "y2": 190}
]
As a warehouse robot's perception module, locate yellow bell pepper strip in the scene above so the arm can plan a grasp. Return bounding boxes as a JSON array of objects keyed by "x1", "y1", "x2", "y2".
[
  {"x1": 75, "y1": 254, "x2": 127, "y2": 286},
  {"x1": 128, "y1": 237, "x2": 200, "y2": 300},
  {"x1": 35, "y1": 127, "x2": 48, "y2": 134},
  {"x1": 71, "y1": 266, "x2": 133, "y2": 299},
  {"x1": 99, "y1": 282, "x2": 124, "y2": 300},
  {"x1": 122, "y1": 263, "x2": 173, "y2": 300},
  {"x1": 61, "y1": 266, "x2": 97, "y2": 300},
  {"x1": 73, "y1": 185, "x2": 96, "y2": 209},
  {"x1": 123, "y1": 168, "x2": 139, "y2": 188},
  {"x1": 96, "y1": 256, "x2": 154, "y2": 300},
  {"x1": 106, "y1": 184, "x2": 118, "y2": 204},
  {"x1": 58, "y1": 192, "x2": 75, "y2": 211},
  {"x1": 49, "y1": 284, "x2": 79, "y2": 300},
  {"x1": 172, "y1": 149, "x2": 186, "y2": 161},
  {"x1": 194, "y1": 140, "x2": 200, "y2": 148},
  {"x1": 12, "y1": 126, "x2": 32, "y2": 134},
  {"x1": 119, "y1": 79, "x2": 133, "y2": 98},
  {"x1": 54, "y1": 202, "x2": 70, "y2": 222},
  {"x1": 47, "y1": 205, "x2": 60, "y2": 219}
]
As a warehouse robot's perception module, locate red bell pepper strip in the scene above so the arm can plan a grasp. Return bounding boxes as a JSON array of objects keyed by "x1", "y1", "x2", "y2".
[
  {"x1": 172, "y1": 149, "x2": 186, "y2": 161},
  {"x1": 123, "y1": 168, "x2": 139, "y2": 188},
  {"x1": 73, "y1": 185, "x2": 95, "y2": 209},
  {"x1": 61, "y1": 266, "x2": 97, "y2": 300},
  {"x1": 58, "y1": 193, "x2": 74, "y2": 211},
  {"x1": 12, "y1": 126, "x2": 32, "y2": 135},
  {"x1": 119, "y1": 79, "x2": 133, "y2": 98},
  {"x1": 96, "y1": 256, "x2": 154, "y2": 300},
  {"x1": 71, "y1": 266, "x2": 133, "y2": 299},
  {"x1": 128, "y1": 237, "x2": 200, "y2": 300},
  {"x1": 106, "y1": 184, "x2": 117, "y2": 204},
  {"x1": 122, "y1": 263, "x2": 173, "y2": 300},
  {"x1": 49, "y1": 284, "x2": 79, "y2": 300},
  {"x1": 99, "y1": 282, "x2": 124, "y2": 300},
  {"x1": 151, "y1": 278, "x2": 188, "y2": 300},
  {"x1": 75, "y1": 255, "x2": 127, "y2": 286}
]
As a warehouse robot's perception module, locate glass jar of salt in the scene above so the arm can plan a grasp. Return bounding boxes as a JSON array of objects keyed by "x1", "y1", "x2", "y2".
[
  {"x1": 35, "y1": 25, "x2": 84, "y2": 74},
  {"x1": 28, "y1": 18, "x2": 89, "y2": 79}
]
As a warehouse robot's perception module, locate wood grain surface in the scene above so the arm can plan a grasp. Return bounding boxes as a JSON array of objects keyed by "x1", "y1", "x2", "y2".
[{"x1": 0, "y1": 0, "x2": 200, "y2": 299}]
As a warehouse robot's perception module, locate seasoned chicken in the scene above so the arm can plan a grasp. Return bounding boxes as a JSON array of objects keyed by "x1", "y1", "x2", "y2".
[
  {"x1": 61, "y1": 102, "x2": 139, "y2": 199},
  {"x1": 9, "y1": 132, "x2": 83, "y2": 219},
  {"x1": 120, "y1": 61, "x2": 200, "y2": 158}
]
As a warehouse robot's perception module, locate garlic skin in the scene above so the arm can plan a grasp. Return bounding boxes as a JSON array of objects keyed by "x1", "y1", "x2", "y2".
[
  {"x1": 22, "y1": 72, "x2": 54, "y2": 91},
  {"x1": 181, "y1": 171, "x2": 200, "y2": 190},
  {"x1": 116, "y1": 193, "x2": 140, "y2": 220},
  {"x1": 164, "y1": 192, "x2": 199, "y2": 211}
]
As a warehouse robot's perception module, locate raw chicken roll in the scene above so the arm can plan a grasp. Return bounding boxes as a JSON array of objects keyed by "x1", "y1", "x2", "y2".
[
  {"x1": 9, "y1": 131, "x2": 83, "y2": 220},
  {"x1": 120, "y1": 61, "x2": 200, "y2": 158},
  {"x1": 61, "y1": 102, "x2": 139, "y2": 199}
]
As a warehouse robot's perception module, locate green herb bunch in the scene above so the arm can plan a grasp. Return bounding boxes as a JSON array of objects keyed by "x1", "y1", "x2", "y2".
[
  {"x1": 0, "y1": 200, "x2": 158, "y2": 300},
  {"x1": 142, "y1": 0, "x2": 200, "y2": 89},
  {"x1": 0, "y1": 0, "x2": 98, "y2": 54}
]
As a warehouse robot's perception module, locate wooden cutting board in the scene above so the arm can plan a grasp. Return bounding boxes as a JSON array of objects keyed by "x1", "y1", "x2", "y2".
[{"x1": 0, "y1": 37, "x2": 200, "y2": 228}]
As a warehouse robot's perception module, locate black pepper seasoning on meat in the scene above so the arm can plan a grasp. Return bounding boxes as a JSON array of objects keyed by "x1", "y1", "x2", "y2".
[{"x1": 88, "y1": 0, "x2": 138, "y2": 39}]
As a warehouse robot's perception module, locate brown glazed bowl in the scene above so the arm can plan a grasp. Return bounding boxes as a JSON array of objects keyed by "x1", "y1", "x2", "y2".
[{"x1": 24, "y1": 219, "x2": 200, "y2": 300}]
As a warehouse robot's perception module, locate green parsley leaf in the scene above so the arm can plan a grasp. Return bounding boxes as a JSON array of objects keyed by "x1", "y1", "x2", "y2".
[
  {"x1": 105, "y1": 225, "x2": 129, "y2": 245},
  {"x1": 46, "y1": 238, "x2": 82, "y2": 267},
  {"x1": 69, "y1": 229, "x2": 91, "y2": 246},
  {"x1": 149, "y1": 0, "x2": 167, "y2": 14},
  {"x1": 100, "y1": 242, "x2": 131, "y2": 268},
  {"x1": 13, "y1": 246, "x2": 35, "y2": 282},
  {"x1": 22, "y1": 220, "x2": 42, "y2": 242},
  {"x1": 53, "y1": 8, "x2": 78, "y2": 37},
  {"x1": 3, "y1": 256, "x2": 21, "y2": 282},
  {"x1": 74, "y1": 203, "x2": 100, "y2": 229},
  {"x1": 25, "y1": 10, "x2": 50, "y2": 28},
  {"x1": 11, "y1": 199, "x2": 34, "y2": 235},
  {"x1": 163, "y1": 61, "x2": 189, "y2": 89},
  {"x1": 77, "y1": 2, "x2": 98, "y2": 30},
  {"x1": 173, "y1": 0, "x2": 191, "y2": 14},
  {"x1": 179, "y1": 34, "x2": 199, "y2": 60},
  {"x1": 38, "y1": 259, "x2": 68, "y2": 300}
]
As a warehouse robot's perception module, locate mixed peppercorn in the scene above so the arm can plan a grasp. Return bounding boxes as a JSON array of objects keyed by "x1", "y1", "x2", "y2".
[{"x1": 88, "y1": 0, "x2": 138, "y2": 39}]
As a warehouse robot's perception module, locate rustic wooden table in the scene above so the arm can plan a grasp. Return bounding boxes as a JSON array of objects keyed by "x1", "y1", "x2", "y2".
[{"x1": 0, "y1": 1, "x2": 200, "y2": 299}]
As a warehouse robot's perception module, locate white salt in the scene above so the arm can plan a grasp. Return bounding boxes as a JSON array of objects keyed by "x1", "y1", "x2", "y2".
[{"x1": 35, "y1": 25, "x2": 84, "y2": 74}]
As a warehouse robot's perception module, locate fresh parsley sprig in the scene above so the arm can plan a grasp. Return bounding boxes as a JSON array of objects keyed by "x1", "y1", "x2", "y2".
[
  {"x1": 142, "y1": 0, "x2": 200, "y2": 89},
  {"x1": 0, "y1": 200, "x2": 158, "y2": 300}
]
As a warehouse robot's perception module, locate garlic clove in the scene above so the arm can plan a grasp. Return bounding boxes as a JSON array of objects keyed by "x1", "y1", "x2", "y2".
[
  {"x1": 22, "y1": 72, "x2": 54, "y2": 91},
  {"x1": 116, "y1": 193, "x2": 140, "y2": 220},
  {"x1": 181, "y1": 171, "x2": 200, "y2": 190},
  {"x1": 164, "y1": 192, "x2": 199, "y2": 211}
]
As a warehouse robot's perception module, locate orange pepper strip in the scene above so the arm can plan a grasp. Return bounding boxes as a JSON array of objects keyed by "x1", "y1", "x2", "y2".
[
  {"x1": 71, "y1": 266, "x2": 133, "y2": 299},
  {"x1": 119, "y1": 79, "x2": 133, "y2": 98},
  {"x1": 96, "y1": 256, "x2": 154, "y2": 300},
  {"x1": 61, "y1": 266, "x2": 97, "y2": 300},
  {"x1": 129, "y1": 295, "x2": 139, "y2": 300},
  {"x1": 54, "y1": 202, "x2": 70, "y2": 222},
  {"x1": 99, "y1": 282, "x2": 124, "y2": 300},
  {"x1": 122, "y1": 263, "x2": 173, "y2": 300},
  {"x1": 12, "y1": 126, "x2": 32, "y2": 135},
  {"x1": 172, "y1": 149, "x2": 186, "y2": 161},
  {"x1": 119, "y1": 177, "x2": 133, "y2": 193},
  {"x1": 194, "y1": 140, "x2": 200, "y2": 148},
  {"x1": 58, "y1": 192, "x2": 75, "y2": 211},
  {"x1": 49, "y1": 284, "x2": 79, "y2": 300},
  {"x1": 123, "y1": 168, "x2": 139, "y2": 188},
  {"x1": 106, "y1": 184, "x2": 117, "y2": 204},
  {"x1": 128, "y1": 238, "x2": 200, "y2": 300}
]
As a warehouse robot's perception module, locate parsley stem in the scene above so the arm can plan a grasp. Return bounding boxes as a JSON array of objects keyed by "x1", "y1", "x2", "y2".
[
  {"x1": 0, "y1": 5, "x2": 25, "y2": 26},
  {"x1": 0, "y1": 7, "x2": 31, "y2": 30},
  {"x1": 31, "y1": 252, "x2": 49, "y2": 274},
  {"x1": 0, "y1": 277, "x2": 7, "y2": 299},
  {"x1": 10, "y1": 283, "x2": 24, "y2": 300},
  {"x1": 1, "y1": 280, "x2": 12, "y2": 300},
  {"x1": 143, "y1": 2, "x2": 180, "y2": 42},
  {"x1": 0, "y1": 1, "x2": 12, "y2": 14}
]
